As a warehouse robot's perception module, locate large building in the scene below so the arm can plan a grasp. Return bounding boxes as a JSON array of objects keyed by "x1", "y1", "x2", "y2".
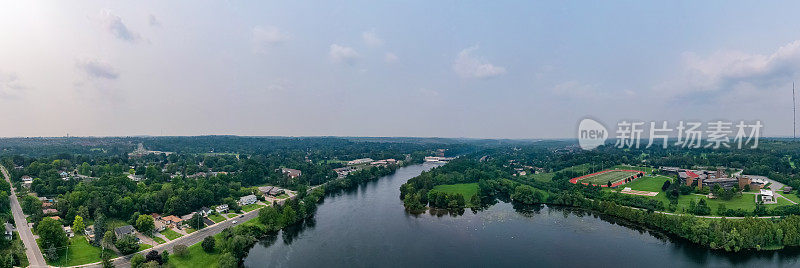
[{"x1": 668, "y1": 167, "x2": 767, "y2": 190}]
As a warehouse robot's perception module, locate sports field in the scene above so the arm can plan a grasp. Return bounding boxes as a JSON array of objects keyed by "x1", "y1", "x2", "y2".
[{"x1": 570, "y1": 170, "x2": 644, "y2": 187}]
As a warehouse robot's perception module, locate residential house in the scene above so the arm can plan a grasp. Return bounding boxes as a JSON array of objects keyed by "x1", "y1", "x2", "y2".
[
  {"x1": 161, "y1": 215, "x2": 183, "y2": 228},
  {"x1": 239, "y1": 194, "x2": 257, "y2": 206},
  {"x1": 281, "y1": 168, "x2": 302, "y2": 179},
  {"x1": 64, "y1": 226, "x2": 74, "y2": 238},
  {"x1": 258, "y1": 186, "x2": 274, "y2": 195},
  {"x1": 20, "y1": 175, "x2": 33, "y2": 183},
  {"x1": 181, "y1": 212, "x2": 196, "y2": 222},
  {"x1": 49, "y1": 216, "x2": 61, "y2": 221},
  {"x1": 59, "y1": 171, "x2": 69, "y2": 178},
  {"x1": 114, "y1": 225, "x2": 136, "y2": 239},
  {"x1": 760, "y1": 189, "x2": 776, "y2": 204},
  {"x1": 84, "y1": 225, "x2": 95, "y2": 241},
  {"x1": 4, "y1": 222, "x2": 14, "y2": 240},
  {"x1": 199, "y1": 207, "x2": 212, "y2": 217},
  {"x1": 154, "y1": 220, "x2": 166, "y2": 232},
  {"x1": 268, "y1": 187, "x2": 285, "y2": 197},
  {"x1": 215, "y1": 204, "x2": 229, "y2": 214},
  {"x1": 43, "y1": 208, "x2": 59, "y2": 215}
]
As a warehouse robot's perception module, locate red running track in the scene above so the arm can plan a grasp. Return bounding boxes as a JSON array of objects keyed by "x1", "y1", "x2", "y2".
[{"x1": 569, "y1": 169, "x2": 645, "y2": 187}]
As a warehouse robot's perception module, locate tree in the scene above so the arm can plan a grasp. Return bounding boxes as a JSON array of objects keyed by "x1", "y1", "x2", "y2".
[
  {"x1": 102, "y1": 230, "x2": 115, "y2": 249},
  {"x1": 201, "y1": 236, "x2": 216, "y2": 253},
  {"x1": 130, "y1": 253, "x2": 146, "y2": 268},
  {"x1": 115, "y1": 234, "x2": 140, "y2": 255},
  {"x1": 160, "y1": 251, "x2": 169, "y2": 264},
  {"x1": 135, "y1": 215, "x2": 155, "y2": 235},
  {"x1": 174, "y1": 244, "x2": 189, "y2": 257},
  {"x1": 145, "y1": 250, "x2": 162, "y2": 265},
  {"x1": 607, "y1": 181, "x2": 612, "y2": 188},
  {"x1": 36, "y1": 218, "x2": 68, "y2": 251},
  {"x1": 280, "y1": 206, "x2": 297, "y2": 227},
  {"x1": 511, "y1": 185, "x2": 539, "y2": 204},
  {"x1": 218, "y1": 253, "x2": 238, "y2": 268},
  {"x1": 258, "y1": 206, "x2": 281, "y2": 227},
  {"x1": 189, "y1": 213, "x2": 204, "y2": 230},
  {"x1": 224, "y1": 235, "x2": 253, "y2": 260},
  {"x1": 661, "y1": 180, "x2": 671, "y2": 191},
  {"x1": 72, "y1": 215, "x2": 85, "y2": 235}
]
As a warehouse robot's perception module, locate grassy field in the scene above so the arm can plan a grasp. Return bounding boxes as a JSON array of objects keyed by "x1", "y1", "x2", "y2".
[
  {"x1": 612, "y1": 165, "x2": 656, "y2": 174},
  {"x1": 45, "y1": 235, "x2": 117, "y2": 266},
  {"x1": 139, "y1": 243, "x2": 153, "y2": 251},
  {"x1": 185, "y1": 228, "x2": 197, "y2": 234},
  {"x1": 431, "y1": 183, "x2": 479, "y2": 204},
  {"x1": 168, "y1": 238, "x2": 222, "y2": 268},
  {"x1": 208, "y1": 214, "x2": 226, "y2": 223},
  {"x1": 151, "y1": 236, "x2": 166, "y2": 244},
  {"x1": 580, "y1": 170, "x2": 639, "y2": 185},
  {"x1": 624, "y1": 176, "x2": 672, "y2": 192},
  {"x1": 649, "y1": 192, "x2": 793, "y2": 215},
  {"x1": 161, "y1": 229, "x2": 183, "y2": 240},
  {"x1": 242, "y1": 204, "x2": 265, "y2": 212},
  {"x1": 561, "y1": 163, "x2": 594, "y2": 173},
  {"x1": 782, "y1": 193, "x2": 800, "y2": 204},
  {"x1": 226, "y1": 213, "x2": 239, "y2": 218},
  {"x1": 530, "y1": 172, "x2": 554, "y2": 182}
]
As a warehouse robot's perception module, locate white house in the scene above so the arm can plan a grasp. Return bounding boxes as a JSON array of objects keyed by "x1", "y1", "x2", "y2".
[
  {"x1": 215, "y1": 204, "x2": 229, "y2": 213},
  {"x1": 760, "y1": 189, "x2": 776, "y2": 204},
  {"x1": 199, "y1": 207, "x2": 212, "y2": 217},
  {"x1": 238, "y1": 194, "x2": 257, "y2": 206}
]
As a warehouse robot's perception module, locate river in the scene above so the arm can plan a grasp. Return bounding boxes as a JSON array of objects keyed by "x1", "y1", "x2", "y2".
[{"x1": 243, "y1": 163, "x2": 800, "y2": 267}]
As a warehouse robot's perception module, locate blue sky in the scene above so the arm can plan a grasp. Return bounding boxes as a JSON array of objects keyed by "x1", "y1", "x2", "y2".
[{"x1": 1, "y1": 1, "x2": 800, "y2": 138}]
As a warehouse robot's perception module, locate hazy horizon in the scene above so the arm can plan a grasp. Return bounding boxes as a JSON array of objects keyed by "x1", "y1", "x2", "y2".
[{"x1": 2, "y1": 1, "x2": 800, "y2": 138}]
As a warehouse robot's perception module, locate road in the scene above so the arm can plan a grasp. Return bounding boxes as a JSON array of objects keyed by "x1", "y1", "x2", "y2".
[
  {"x1": 763, "y1": 177, "x2": 798, "y2": 205},
  {"x1": 73, "y1": 201, "x2": 262, "y2": 268},
  {"x1": 1, "y1": 165, "x2": 48, "y2": 268}
]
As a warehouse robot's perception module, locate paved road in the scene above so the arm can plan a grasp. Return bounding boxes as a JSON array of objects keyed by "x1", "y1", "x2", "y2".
[
  {"x1": 763, "y1": 177, "x2": 798, "y2": 205},
  {"x1": 1, "y1": 165, "x2": 48, "y2": 268},
  {"x1": 73, "y1": 203, "x2": 262, "y2": 268}
]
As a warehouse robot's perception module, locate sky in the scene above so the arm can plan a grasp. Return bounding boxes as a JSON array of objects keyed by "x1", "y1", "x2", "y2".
[{"x1": 2, "y1": 1, "x2": 800, "y2": 139}]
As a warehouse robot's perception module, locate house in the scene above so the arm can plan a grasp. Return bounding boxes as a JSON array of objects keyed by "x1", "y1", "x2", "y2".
[
  {"x1": 49, "y1": 216, "x2": 61, "y2": 221},
  {"x1": 181, "y1": 212, "x2": 196, "y2": 222},
  {"x1": 154, "y1": 220, "x2": 166, "y2": 232},
  {"x1": 268, "y1": 187, "x2": 285, "y2": 197},
  {"x1": 199, "y1": 207, "x2": 212, "y2": 217},
  {"x1": 281, "y1": 168, "x2": 302, "y2": 179},
  {"x1": 239, "y1": 194, "x2": 257, "y2": 206},
  {"x1": 760, "y1": 189, "x2": 776, "y2": 204},
  {"x1": 84, "y1": 225, "x2": 95, "y2": 240},
  {"x1": 42, "y1": 202, "x2": 53, "y2": 208},
  {"x1": 59, "y1": 171, "x2": 69, "y2": 178},
  {"x1": 43, "y1": 209, "x2": 59, "y2": 215},
  {"x1": 114, "y1": 225, "x2": 136, "y2": 239},
  {"x1": 4, "y1": 222, "x2": 14, "y2": 240},
  {"x1": 785, "y1": 186, "x2": 793, "y2": 194},
  {"x1": 258, "y1": 186, "x2": 274, "y2": 195},
  {"x1": 64, "y1": 226, "x2": 74, "y2": 238},
  {"x1": 215, "y1": 204, "x2": 229, "y2": 213},
  {"x1": 20, "y1": 176, "x2": 33, "y2": 183},
  {"x1": 347, "y1": 158, "x2": 374, "y2": 165},
  {"x1": 162, "y1": 215, "x2": 182, "y2": 226}
]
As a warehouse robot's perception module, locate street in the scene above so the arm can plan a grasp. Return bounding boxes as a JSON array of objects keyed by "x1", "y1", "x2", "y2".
[{"x1": 1, "y1": 165, "x2": 48, "y2": 268}]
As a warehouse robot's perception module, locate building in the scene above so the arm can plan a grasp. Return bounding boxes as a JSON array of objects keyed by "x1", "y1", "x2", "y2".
[
  {"x1": 162, "y1": 215, "x2": 183, "y2": 227},
  {"x1": 239, "y1": 194, "x2": 257, "y2": 206},
  {"x1": 760, "y1": 189, "x2": 776, "y2": 204},
  {"x1": 199, "y1": 207, "x2": 212, "y2": 217},
  {"x1": 154, "y1": 220, "x2": 166, "y2": 232},
  {"x1": 268, "y1": 187, "x2": 285, "y2": 197},
  {"x1": 43, "y1": 209, "x2": 59, "y2": 215},
  {"x1": 114, "y1": 225, "x2": 136, "y2": 239},
  {"x1": 20, "y1": 175, "x2": 33, "y2": 183},
  {"x1": 84, "y1": 225, "x2": 95, "y2": 241},
  {"x1": 785, "y1": 186, "x2": 793, "y2": 194},
  {"x1": 4, "y1": 222, "x2": 14, "y2": 240},
  {"x1": 347, "y1": 158, "x2": 374, "y2": 165},
  {"x1": 258, "y1": 186, "x2": 274, "y2": 195},
  {"x1": 180, "y1": 212, "x2": 196, "y2": 222},
  {"x1": 333, "y1": 166, "x2": 357, "y2": 178},
  {"x1": 64, "y1": 226, "x2": 74, "y2": 238},
  {"x1": 215, "y1": 204, "x2": 229, "y2": 213},
  {"x1": 281, "y1": 168, "x2": 302, "y2": 179}
]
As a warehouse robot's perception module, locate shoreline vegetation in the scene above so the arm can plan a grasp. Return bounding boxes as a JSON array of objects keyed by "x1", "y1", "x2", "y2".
[
  {"x1": 164, "y1": 159, "x2": 416, "y2": 267},
  {"x1": 399, "y1": 143, "x2": 800, "y2": 253}
]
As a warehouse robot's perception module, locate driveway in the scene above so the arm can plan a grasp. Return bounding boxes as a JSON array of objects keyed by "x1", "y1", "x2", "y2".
[
  {"x1": 764, "y1": 176, "x2": 798, "y2": 205},
  {"x1": 1, "y1": 165, "x2": 48, "y2": 268}
]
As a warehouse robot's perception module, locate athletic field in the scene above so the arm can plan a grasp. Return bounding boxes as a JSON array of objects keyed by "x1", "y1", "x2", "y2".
[{"x1": 569, "y1": 170, "x2": 644, "y2": 187}]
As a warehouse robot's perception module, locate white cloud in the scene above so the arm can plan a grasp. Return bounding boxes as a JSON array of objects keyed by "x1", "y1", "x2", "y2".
[
  {"x1": 76, "y1": 58, "x2": 119, "y2": 80},
  {"x1": 384, "y1": 52, "x2": 398, "y2": 63},
  {"x1": 362, "y1": 30, "x2": 384, "y2": 47},
  {"x1": 452, "y1": 46, "x2": 506, "y2": 79},
  {"x1": 148, "y1": 14, "x2": 160, "y2": 27},
  {"x1": 0, "y1": 71, "x2": 25, "y2": 99},
  {"x1": 252, "y1": 26, "x2": 289, "y2": 53},
  {"x1": 329, "y1": 44, "x2": 359, "y2": 65},
  {"x1": 551, "y1": 81, "x2": 599, "y2": 99},
  {"x1": 99, "y1": 10, "x2": 140, "y2": 42},
  {"x1": 658, "y1": 40, "x2": 800, "y2": 99}
]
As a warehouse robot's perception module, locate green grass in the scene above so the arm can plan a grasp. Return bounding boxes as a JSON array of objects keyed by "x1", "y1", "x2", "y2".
[
  {"x1": 560, "y1": 163, "x2": 594, "y2": 173},
  {"x1": 649, "y1": 192, "x2": 793, "y2": 216},
  {"x1": 105, "y1": 218, "x2": 129, "y2": 230},
  {"x1": 242, "y1": 203, "x2": 265, "y2": 212},
  {"x1": 185, "y1": 228, "x2": 196, "y2": 234},
  {"x1": 208, "y1": 214, "x2": 226, "y2": 223},
  {"x1": 139, "y1": 243, "x2": 153, "y2": 251},
  {"x1": 275, "y1": 194, "x2": 289, "y2": 199},
  {"x1": 530, "y1": 172, "x2": 554, "y2": 182},
  {"x1": 44, "y1": 235, "x2": 117, "y2": 266},
  {"x1": 431, "y1": 183, "x2": 479, "y2": 205},
  {"x1": 168, "y1": 236, "x2": 223, "y2": 268},
  {"x1": 612, "y1": 164, "x2": 656, "y2": 174},
  {"x1": 624, "y1": 176, "x2": 672, "y2": 192},
  {"x1": 151, "y1": 236, "x2": 166, "y2": 244},
  {"x1": 226, "y1": 213, "x2": 239, "y2": 218},
  {"x1": 579, "y1": 170, "x2": 639, "y2": 185},
  {"x1": 782, "y1": 193, "x2": 800, "y2": 204},
  {"x1": 160, "y1": 229, "x2": 183, "y2": 240}
]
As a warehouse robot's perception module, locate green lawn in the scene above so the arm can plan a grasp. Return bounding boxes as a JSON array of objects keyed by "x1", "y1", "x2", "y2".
[
  {"x1": 612, "y1": 164, "x2": 656, "y2": 174},
  {"x1": 781, "y1": 192, "x2": 800, "y2": 204},
  {"x1": 185, "y1": 228, "x2": 197, "y2": 234},
  {"x1": 624, "y1": 176, "x2": 672, "y2": 192},
  {"x1": 168, "y1": 236, "x2": 222, "y2": 268},
  {"x1": 561, "y1": 163, "x2": 594, "y2": 173},
  {"x1": 44, "y1": 235, "x2": 117, "y2": 266},
  {"x1": 160, "y1": 229, "x2": 183, "y2": 240},
  {"x1": 649, "y1": 192, "x2": 793, "y2": 215},
  {"x1": 208, "y1": 214, "x2": 226, "y2": 223},
  {"x1": 431, "y1": 183, "x2": 479, "y2": 205},
  {"x1": 226, "y1": 213, "x2": 239, "y2": 218},
  {"x1": 242, "y1": 203, "x2": 266, "y2": 212},
  {"x1": 530, "y1": 172, "x2": 554, "y2": 182},
  {"x1": 139, "y1": 243, "x2": 153, "y2": 251},
  {"x1": 151, "y1": 236, "x2": 166, "y2": 244}
]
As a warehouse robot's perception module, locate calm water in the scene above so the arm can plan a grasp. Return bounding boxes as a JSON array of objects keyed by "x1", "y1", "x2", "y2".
[{"x1": 244, "y1": 163, "x2": 800, "y2": 267}]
